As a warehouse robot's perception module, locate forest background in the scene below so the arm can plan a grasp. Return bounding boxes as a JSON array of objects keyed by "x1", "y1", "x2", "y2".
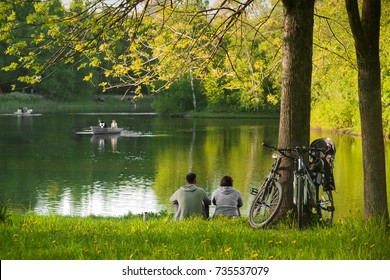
[{"x1": 0, "y1": 0, "x2": 389, "y2": 136}]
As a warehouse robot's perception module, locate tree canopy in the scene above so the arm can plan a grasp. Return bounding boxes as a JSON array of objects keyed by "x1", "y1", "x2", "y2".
[{"x1": 0, "y1": 0, "x2": 389, "y2": 132}]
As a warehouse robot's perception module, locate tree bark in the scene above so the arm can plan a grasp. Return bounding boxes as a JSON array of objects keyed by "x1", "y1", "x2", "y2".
[
  {"x1": 346, "y1": 0, "x2": 389, "y2": 220},
  {"x1": 277, "y1": 0, "x2": 315, "y2": 215},
  {"x1": 189, "y1": 66, "x2": 197, "y2": 111}
]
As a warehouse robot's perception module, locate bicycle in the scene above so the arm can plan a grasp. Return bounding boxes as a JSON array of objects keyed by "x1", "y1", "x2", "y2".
[{"x1": 249, "y1": 139, "x2": 336, "y2": 229}]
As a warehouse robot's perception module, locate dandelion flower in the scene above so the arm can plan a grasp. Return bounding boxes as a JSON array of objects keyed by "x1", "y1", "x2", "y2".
[
  {"x1": 224, "y1": 247, "x2": 232, "y2": 253},
  {"x1": 268, "y1": 255, "x2": 274, "y2": 260},
  {"x1": 251, "y1": 252, "x2": 259, "y2": 258},
  {"x1": 351, "y1": 237, "x2": 357, "y2": 242}
]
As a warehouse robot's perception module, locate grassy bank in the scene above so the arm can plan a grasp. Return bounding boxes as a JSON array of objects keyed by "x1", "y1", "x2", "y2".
[
  {"x1": 0, "y1": 92, "x2": 279, "y2": 118},
  {"x1": 0, "y1": 212, "x2": 388, "y2": 260},
  {"x1": 185, "y1": 111, "x2": 279, "y2": 119},
  {"x1": 0, "y1": 92, "x2": 150, "y2": 113}
]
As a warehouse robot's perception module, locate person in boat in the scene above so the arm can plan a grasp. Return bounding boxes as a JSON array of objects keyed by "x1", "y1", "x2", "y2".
[
  {"x1": 211, "y1": 175, "x2": 243, "y2": 218},
  {"x1": 98, "y1": 119, "x2": 107, "y2": 128},
  {"x1": 110, "y1": 119, "x2": 118, "y2": 129},
  {"x1": 170, "y1": 172, "x2": 211, "y2": 221}
]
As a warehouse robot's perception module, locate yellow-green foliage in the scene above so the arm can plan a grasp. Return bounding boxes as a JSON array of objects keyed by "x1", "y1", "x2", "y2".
[
  {"x1": 1, "y1": 0, "x2": 390, "y2": 134},
  {"x1": 311, "y1": 0, "x2": 390, "y2": 135},
  {"x1": 0, "y1": 213, "x2": 388, "y2": 260}
]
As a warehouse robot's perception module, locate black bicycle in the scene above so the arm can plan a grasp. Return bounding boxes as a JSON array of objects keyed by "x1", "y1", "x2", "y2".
[{"x1": 249, "y1": 138, "x2": 336, "y2": 229}]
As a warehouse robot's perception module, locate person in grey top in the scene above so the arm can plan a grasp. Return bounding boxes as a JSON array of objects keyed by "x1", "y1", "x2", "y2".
[
  {"x1": 170, "y1": 173, "x2": 211, "y2": 221},
  {"x1": 212, "y1": 175, "x2": 243, "y2": 218}
]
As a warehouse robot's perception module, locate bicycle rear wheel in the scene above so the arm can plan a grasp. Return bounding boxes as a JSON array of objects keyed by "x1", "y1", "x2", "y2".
[
  {"x1": 316, "y1": 187, "x2": 334, "y2": 225},
  {"x1": 249, "y1": 180, "x2": 282, "y2": 228}
]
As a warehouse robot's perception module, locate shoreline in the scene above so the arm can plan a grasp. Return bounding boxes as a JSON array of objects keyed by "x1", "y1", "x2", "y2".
[{"x1": 1, "y1": 92, "x2": 389, "y2": 139}]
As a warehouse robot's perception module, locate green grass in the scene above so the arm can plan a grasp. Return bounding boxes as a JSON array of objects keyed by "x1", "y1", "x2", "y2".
[{"x1": 0, "y1": 211, "x2": 388, "y2": 260}]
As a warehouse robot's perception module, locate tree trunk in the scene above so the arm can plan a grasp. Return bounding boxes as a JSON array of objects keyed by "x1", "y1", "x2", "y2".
[
  {"x1": 346, "y1": 0, "x2": 389, "y2": 220},
  {"x1": 189, "y1": 66, "x2": 197, "y2": 111},
  {"x1": 277, "y1": 0, "x2": 315, "y2": 216}
]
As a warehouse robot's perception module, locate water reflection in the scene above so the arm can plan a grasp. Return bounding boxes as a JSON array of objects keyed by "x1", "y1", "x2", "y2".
[
  {"x1": 0, "y1": 113, "x2": 389, "y2": 219},
  {"x1": 90, "y1": 134, "x2": 120, "y2": 153},
  {"x1": 34, "y1": 175, "x2": 164, "y2": 216},
  {"x1": 16, "y1": 115, "x2": 33, "y2": 130}
]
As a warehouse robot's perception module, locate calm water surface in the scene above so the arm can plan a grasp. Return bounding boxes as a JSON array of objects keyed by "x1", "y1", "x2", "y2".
[{"x1": 1, "y1": 112, "x2": 389, "y2": 219}]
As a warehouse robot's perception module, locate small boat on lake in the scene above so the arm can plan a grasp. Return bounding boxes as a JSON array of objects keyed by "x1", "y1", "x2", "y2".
[
  {"x1": 90, "y1": 126, "x2": 123, "y2": 135},
  {"x1": 14, "y1": 107, "x2": 33, "y2": 115}
]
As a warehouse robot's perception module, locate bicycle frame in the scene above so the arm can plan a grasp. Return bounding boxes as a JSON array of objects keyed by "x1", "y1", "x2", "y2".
[
  {"x1": 251, "y1": 152, "x2": 282, "y2": 195},
  {"x1": 293, "y1": 156, "x2": 317, "y2": 207}
]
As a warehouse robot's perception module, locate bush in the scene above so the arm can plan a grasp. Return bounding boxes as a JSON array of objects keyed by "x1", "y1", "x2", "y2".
[
  {"x1": 0, "y1": 199, "x2": 11, "y2": 224},
  {"x1": 152, "y1": 77, "x2": 206, "y2": 114}
]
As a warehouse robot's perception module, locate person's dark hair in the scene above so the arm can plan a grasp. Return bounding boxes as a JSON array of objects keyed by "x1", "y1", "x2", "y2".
[
  {"x1": 220, "y1": 175, "x2": 233, "y2": 187},
  {"x1": 186, "y1": 172, "x2": 197, "y2": 184}
]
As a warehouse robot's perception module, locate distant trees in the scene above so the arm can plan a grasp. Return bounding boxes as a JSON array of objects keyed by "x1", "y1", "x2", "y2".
[
  {"x1": 1, "y1": 1, "x2": 389, "y2": 134},
  {"x1": 0, "y1": 0, "x2": 97, "y2": 99},
  {"x1": 1, "y1": 0, "x2": 283, "y2": 107}
]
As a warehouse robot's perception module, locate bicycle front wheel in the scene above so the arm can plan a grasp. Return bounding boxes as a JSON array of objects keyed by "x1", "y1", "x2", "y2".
[
  {"x1": 316, "y1": 187, "x2": 334, "y2": 225},
  {"x1": 249, "y1": 180, "x2": 282, "y2": 228}
]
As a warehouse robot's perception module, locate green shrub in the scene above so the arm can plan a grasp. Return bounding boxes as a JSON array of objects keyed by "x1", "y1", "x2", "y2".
[{"x1": 0, "y1": 199, "x2": 11, "y2": 224}]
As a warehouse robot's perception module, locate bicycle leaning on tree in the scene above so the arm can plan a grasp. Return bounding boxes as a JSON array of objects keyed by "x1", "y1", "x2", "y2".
[{"x1": 248, "y1": 138, "x2": 336, "y2": 229}]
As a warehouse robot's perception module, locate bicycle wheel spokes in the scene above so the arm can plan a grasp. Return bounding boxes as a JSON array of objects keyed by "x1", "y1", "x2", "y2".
[
  {"x1": 316, "y1": 187, "x2": 334, "y2": 225},
  {"x1": 249, "y1": 180, "x2": 282, "y2": 228}
]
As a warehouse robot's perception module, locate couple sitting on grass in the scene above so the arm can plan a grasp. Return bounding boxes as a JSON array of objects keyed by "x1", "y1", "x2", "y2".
[{"x1": 170, "y1": 172, "x2": 243, "y2": 221}]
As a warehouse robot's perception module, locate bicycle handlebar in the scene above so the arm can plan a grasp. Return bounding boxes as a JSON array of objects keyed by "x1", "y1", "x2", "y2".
[{"x1": 262, "y1": 143, "x2": 326, "y2": 156}]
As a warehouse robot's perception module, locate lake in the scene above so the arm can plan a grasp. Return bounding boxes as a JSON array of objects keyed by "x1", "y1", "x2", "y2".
[{"x1": 1, "y1": 112, "x2": 389, "y2": 220}]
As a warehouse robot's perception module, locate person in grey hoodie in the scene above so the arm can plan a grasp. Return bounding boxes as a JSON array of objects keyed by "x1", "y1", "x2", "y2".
[
  {"x1": 212, "y1": 175, "x2": 243, "y2": 218},
  {"x1": 170, "y1": 172, "x2": 211, "y2": 221}
]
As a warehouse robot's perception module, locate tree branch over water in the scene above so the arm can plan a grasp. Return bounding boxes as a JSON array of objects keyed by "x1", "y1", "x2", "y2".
[{"x1": 1, "y1": 0, "x2": 281, "y2": 94}]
